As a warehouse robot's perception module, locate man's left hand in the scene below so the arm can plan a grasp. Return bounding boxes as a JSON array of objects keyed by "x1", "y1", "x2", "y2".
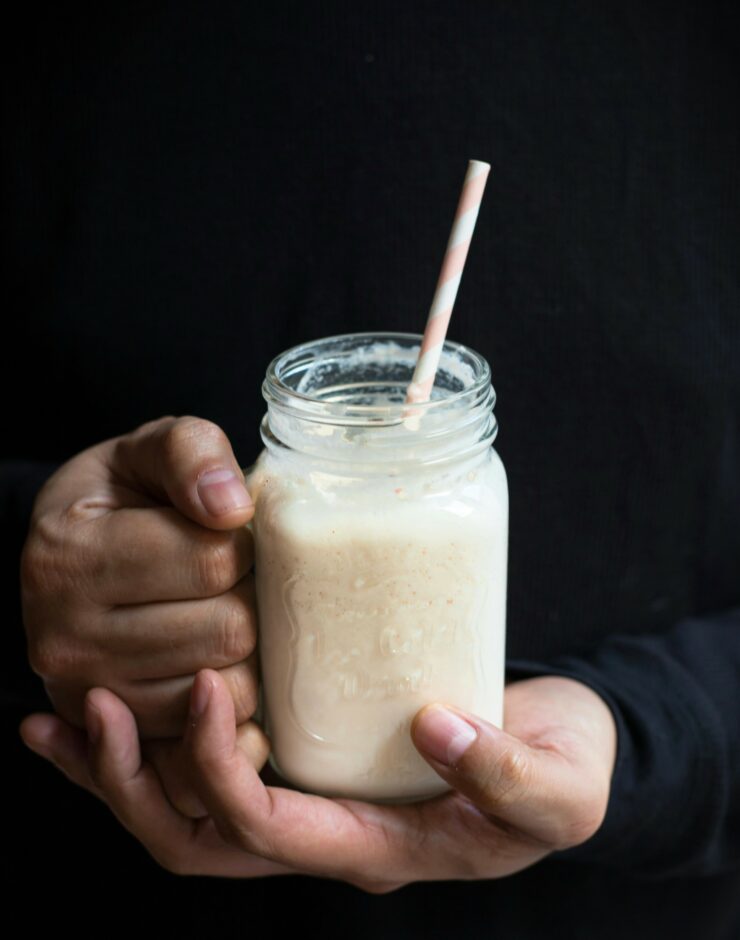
[{"x1": 19, "y1": 672, "x2": 617, "y2": 893}]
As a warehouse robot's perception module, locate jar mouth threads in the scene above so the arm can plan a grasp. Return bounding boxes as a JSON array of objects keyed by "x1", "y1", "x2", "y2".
[
  {"x1": 262, "y1": 331, "x2": 493, "y2": 426},
  {"x1": 260, "y1": 332, "x2": 498, "y2": 471}
]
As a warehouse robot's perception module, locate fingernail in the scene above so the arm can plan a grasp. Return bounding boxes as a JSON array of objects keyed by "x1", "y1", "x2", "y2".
[
  {"x1": 190, "y1": 675, "x2": 212, "y2": 722},
  {"x1": 197, "y1": 469, "x2": 253, "y2": 517},
  {"x1": 85, "y1": 701, "x2": 102, "y2": 744},
  {"x1": 413, "y1": 705, "x2": 477, "y2": 766}
]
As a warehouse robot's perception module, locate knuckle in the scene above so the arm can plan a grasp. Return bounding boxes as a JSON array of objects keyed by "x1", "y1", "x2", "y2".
[
  {"x1": 113, "y1": 415, "x2": 176, "y2": 466},
  {"x1": 192, "y1": 539, "x2": 238, "y2": 596},
  {"x1": 61, "y1": 496, "x2": 112, "y2": 524},
  {"x1": 21, "y1": 511, "x2": 100, "y2": 606},
  {"x1": 163, "y1": 416, "x2": 229, "y2": 465},
  {"x1": 27, "y1": 636, "x2": 83, "y2": 680},
  {"x1": 20, "y1": 517, "x2": 69, "y2": 596},
  {"x1": 227, "y1": 661, "x2": 259, "y2": 722},
  {"x1": 216, "y1": 597, "x2": 255, "y2": 663},
  {"x1": 479, "y1": 745, "x2": 533, "y2": 809},
  {"x1": 236, "y1": 720, "x2": 271, "y2": 770}
]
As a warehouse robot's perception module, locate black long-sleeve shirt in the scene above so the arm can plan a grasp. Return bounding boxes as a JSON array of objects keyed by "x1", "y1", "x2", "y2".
[{"x1": 2, "y1": 2, "x2": 739, "y2": 936}]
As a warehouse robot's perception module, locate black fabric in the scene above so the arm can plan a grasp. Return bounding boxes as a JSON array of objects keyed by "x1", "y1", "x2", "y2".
[{"x1": 2, "y1": 1, "x2": 739, "y2": 936}]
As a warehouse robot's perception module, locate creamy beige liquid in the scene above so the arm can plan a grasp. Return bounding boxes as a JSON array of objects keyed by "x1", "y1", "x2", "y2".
[{"x1": 246, "y1": 446, "x2": 508, "y2": 802}]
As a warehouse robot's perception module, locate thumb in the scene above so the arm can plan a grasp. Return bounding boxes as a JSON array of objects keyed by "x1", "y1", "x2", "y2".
[
  {"x1": 112, "y1": 415, "x2": 254, "y2": 530},
  {"x1": 411, "y1": 703, "x2": 587, "y2": 848}
]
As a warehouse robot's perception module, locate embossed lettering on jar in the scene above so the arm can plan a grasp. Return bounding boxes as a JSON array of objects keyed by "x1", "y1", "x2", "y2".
[{"x1": 245, "y1": 332, "x2": 508, "y2": 803}]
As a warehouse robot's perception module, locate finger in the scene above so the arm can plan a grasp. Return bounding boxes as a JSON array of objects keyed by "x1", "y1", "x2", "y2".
[
  {"x1": 110, "y1": 416, "x2": 254, "y2": 530},
  {"x1": 236, "y1": 721, "x2": 271, "y2": 772},
  {"x1": 82, "y1": 686, "x2": 209, "y2": 869},
  {"x1": 184, "y1": 669, "x2": 412, "y2": 881},
  {"x1": 83, "y1": 688, "x2": 295, "y2": 878},
  {"x1": 82, "y1": 507, "x2": 254, "y2": 604},
  {"x1": 410, "y1": 703, "x2": 588, "y2": 848},
  {"x1": 131, "y1": 655, "x2": 260, "y2": 737},
  {"x1": 101, "y1": 574, "x2": 257, "y2": 678},
  {"x1": 18, "y1": 712, "x2": 105, "y2": 802},
  {"x1": 45, "y1": 655, "x2": 259, "y2": 739},
  {"x1": 144, "y1": 720, "x2": 271, "y2": 818}
]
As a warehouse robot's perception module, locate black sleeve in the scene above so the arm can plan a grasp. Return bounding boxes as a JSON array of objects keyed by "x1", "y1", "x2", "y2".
[
  {"x1": 506, "y1": 608, "x2": 740, "y2": 879},
  {"x1": 1, "y1": 459, "x2": 62, "y2": 714}
]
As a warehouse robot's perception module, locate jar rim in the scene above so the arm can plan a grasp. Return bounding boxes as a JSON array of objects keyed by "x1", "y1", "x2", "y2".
[{"x1": 262, "y1": 330, "x2": 493, "y2": 425}]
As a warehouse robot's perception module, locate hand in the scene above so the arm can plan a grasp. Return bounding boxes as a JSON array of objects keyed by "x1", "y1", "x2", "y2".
[
  {"x1": 21, "y1": 705, "x2": 272, "y2": 820},
  {"x1": 20, "y1": 414, "x2": 258, "y2": 738},
  {"x1": 19, "y1": 672, "x2": 617, "y2": 891}
]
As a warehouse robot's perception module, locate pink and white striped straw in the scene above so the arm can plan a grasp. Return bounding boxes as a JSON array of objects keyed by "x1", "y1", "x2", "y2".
[{"x1": 403, "y1": 159, "x2": 490, "y2": 424}]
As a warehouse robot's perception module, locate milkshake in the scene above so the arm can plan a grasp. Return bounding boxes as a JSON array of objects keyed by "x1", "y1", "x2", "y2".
[{"x1": 246, "y1": 332, "x2": 508, "y2": 802}]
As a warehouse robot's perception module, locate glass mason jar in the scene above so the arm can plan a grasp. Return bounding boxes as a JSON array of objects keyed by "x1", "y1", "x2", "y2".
[{"x1": 244, "y1": 331, "x2": 508, "y2": 803}]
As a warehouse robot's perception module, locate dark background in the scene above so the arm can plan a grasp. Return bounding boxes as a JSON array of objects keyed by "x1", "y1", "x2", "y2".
[{"x1": 2, "y1": 2, "x2": 739, "y2": 936}]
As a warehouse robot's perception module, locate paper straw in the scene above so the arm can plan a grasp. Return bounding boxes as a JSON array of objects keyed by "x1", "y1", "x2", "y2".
[{"x1": 403, "y1": 159, "x2": 490, "y2": 426}]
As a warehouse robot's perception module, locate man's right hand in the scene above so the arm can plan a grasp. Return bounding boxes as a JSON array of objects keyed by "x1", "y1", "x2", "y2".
[{"x1": 20, "y1": 415, "x2": 262, "y2": 742}]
